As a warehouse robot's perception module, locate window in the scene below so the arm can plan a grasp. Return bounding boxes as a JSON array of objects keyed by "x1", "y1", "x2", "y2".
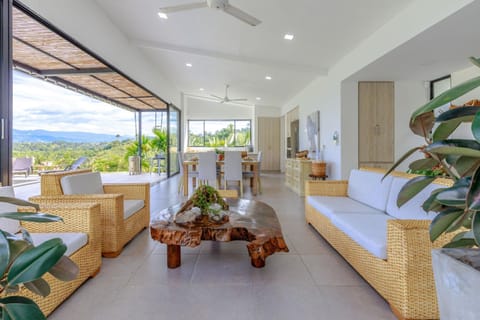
[{"x1": 188, "y1": 120, "x2": 251, "y2": 147}]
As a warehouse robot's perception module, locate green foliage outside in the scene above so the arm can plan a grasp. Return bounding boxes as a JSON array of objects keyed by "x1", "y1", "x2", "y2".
[
  {"x1": 13, "y1": 129, "x2": 169, "y2": 173},
  {"x1": 189, "y1": 124, "x2": 251, "y2": 147}
]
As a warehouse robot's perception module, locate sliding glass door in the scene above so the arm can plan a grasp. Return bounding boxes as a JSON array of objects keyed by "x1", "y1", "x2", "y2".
[{"x1": 168, "y1": 105, "x2": 180, "y2": 176}]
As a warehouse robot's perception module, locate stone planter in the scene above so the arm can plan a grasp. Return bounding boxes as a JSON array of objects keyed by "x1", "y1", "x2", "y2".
[{"x1": 432, "y1": 248, "x2": 480, "y2": 320}]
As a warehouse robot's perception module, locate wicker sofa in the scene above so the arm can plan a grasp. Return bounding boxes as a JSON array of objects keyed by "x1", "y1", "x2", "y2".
[
  {"x1": 31, "y1": 169, "x2": 150, "y2": 257},
  {"x1": 0, "y1": 186, "x2": 102, "y2": 316},
  {"x1": 305, "y1": 168, "x2": 454, "y2": 320}
]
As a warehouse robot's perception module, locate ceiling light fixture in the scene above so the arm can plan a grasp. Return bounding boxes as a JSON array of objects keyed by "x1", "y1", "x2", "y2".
[
  {"x1": 265, "y1": 75, "x2": 272, "y2": 80},
  {"x1": 158, "y1": 12, "x2": 168, "y2": 19},
  {"x1": 185, "y1": 63, "x2": 193, "y2": 67},
  {"x1": 199, "y1": 88, "x2": 204, "y2": 91},
  {"x1": 284, "y1": 33, "x2": 294, "y2": 40},
  {"x1": 256, "y1": 97, "x2": 261, "y2": 100}
]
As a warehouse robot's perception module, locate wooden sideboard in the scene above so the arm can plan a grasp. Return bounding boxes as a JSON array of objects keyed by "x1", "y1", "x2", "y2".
[{"x1": 285, "y1": 159, "x2": 312, "y2": 196}]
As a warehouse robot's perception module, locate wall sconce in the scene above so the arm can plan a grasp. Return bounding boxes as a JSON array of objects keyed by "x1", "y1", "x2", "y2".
[{"x1": 332, "y1": 131, "x2": 340, "y2": 145}]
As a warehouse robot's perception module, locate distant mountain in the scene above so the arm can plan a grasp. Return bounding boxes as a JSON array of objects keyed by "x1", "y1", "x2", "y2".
[{"x1": 13, "y1": 129, "x2": 132, "y2": 143}]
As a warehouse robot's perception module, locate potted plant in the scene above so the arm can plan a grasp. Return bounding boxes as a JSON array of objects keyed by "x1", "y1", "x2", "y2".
[
  {"x1": 387, "y1": 57, "x2": 480, "y2": 319},
  {"x1": 0, "y1": 196, "x2": 78, "y2": 320}
]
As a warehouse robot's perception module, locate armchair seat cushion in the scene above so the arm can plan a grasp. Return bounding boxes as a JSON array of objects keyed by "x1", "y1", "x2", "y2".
[
  {"x1": 30, "y1": 232, "x2": 88, "y2": 257},
  {"x1": 124, "y1": 200, "x2": 145, "y2": 219},
  {"x1": 60, "y1": 172, "x2": 104, "y2": 195},
  {"x1": 307, "y1": 196, "x2": 385, "y2": 220},
  {"x1": 330, "y1": 213, "x2": 394, "y2": 259}
]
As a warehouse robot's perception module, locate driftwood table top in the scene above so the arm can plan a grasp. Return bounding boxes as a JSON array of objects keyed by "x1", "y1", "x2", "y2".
[{"x1": 150, "y1": 198, "x2": 289, "y2": 268}]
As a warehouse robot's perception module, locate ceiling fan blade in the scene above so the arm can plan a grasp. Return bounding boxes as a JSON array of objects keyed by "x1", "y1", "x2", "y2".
[
  {"x1": 228, "y1": 98, "x2": 248, "y2": 102},
  {"x1": 159, "y1": 1, "x2": 207, "y2": 14},
  {"x1": 210, "y1": 94, "x2": 224, "y2": 100},
  {"x1": 223, "y1": 5, "x2": 261, "y2": 26}
]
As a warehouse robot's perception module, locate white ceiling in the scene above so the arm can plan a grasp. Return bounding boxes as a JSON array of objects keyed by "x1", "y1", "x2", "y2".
[{"x1": 95, "y1": 0, "x2": 415, "y2": 107}]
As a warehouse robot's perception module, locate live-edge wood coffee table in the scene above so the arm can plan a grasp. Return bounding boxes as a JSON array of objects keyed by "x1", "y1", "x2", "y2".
[{"x1": 150, "y1": 199, "x2": 289, "y2": 268}]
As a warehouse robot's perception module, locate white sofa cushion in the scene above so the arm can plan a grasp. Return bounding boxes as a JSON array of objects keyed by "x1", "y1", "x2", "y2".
[
  {"x1": 124, "y1": 200, "x2": 144, "y2": 219},
  {"x1": 30, "y1": 232, "x2": 88, "y2": 257},
  {"x1": 61, "y1": 172, "x2": 104, "y2": 195},
  {"x1": 0, "y1": 186, "x2": 20, "y2": 234},
  {"x1": 331, "y1": 213, "x2": 394, "y2": 260},
  {"x1": 386, "y1": 177, "x2": 443, "y2": 220},
  {"x1": 348, "y1": 169, "x2": 393, "y2": 212},
  {"x1": 307, "y1": 196, "x2": 385, "y2": 220}
]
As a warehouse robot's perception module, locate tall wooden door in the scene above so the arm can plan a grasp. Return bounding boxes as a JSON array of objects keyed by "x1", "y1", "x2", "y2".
[
  {"x1": 257, "y1": 117, "x2": 281, "y2": 171},
  {"x1": 358, "y1": 82, "x2": 394, "y2": 169}
]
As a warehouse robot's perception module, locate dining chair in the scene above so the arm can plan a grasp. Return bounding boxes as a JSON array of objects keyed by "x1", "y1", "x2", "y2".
[
  {"x1": 243, "y1": 151, "x2": 262, "y2": 194},
  {"x1": 178, "y1": 151, "x2": 198, "y2": 194},
  {"x1": 223, "y1": 151, "x2": 243, "y2": 197},
  {"x1": 198, "y1": 151, "x2": 218, "y2": 188}
]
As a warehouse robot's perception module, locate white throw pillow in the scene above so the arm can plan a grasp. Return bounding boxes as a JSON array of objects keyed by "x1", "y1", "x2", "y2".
[
  {"x1": 386, "y1": 176, "x2": 443, "y2": 220},
  {"x1": 61, "y1": 172, "x2": 104, "y2": 195},
  {"x1": 0, "y1": 186, "x2": 20, "y2": 234},
  {"x1": 347, "y1": 169, "x2": 393, "y2": 211}
]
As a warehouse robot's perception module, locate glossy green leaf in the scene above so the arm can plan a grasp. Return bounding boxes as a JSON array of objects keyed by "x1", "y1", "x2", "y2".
[
  {"x1": 446, "y1": 211, "x2": 471, "y2": 233},
  {"x1": 397, "y1": 176, "x2": 436, "y2": 207},
  {"x1": 23, "y1": 278, "x2": 50, "y2": 297},
  {"x1": 469, "y1": 56, "x2": 480, "y2": 69},
  {"x1": 422, "y1": 188, "x2": 446, "y2": 212},
  {"x1": 468, "y1": 166, "x2": 480, "y2": 210},
  {"x1": 382, "y1": 146, "x2": 422, "y2": 180},
  {"x1": 436, "y1": 186, "x2": 468, "y2": 207},
  {"x1": 435, "y1": 106, "x2": 478, "y2": 122},
  {"x1": 425, "y1": 139, "x2": 480, "y2": 157},
  {"x1": 20, "y1": 228, "x2": 33, "y2": 245},
  {"x1": 452, "y1": 156, "x2": 480, "y2": 177},
  {"x1": 410, "y1": 111, "x2": 435, "y2": 137},
  {"x1": 7, "y1": 239, "x2": 32, "y2": 265},
  {"x1": 0, "y1": 231, "x2": 9, "y2": 277},
  {"x1": 451, "y1": 230, "x2": 472, "y2": 242},
  {"x1": 429, "y1": 208, "x2": 464, "y2": 242},
  {"x1": 443, "y1": 238, "x2": 476, "y2": 248},
  {"x1": 473, "y1": 212, "x2": 480, "y2": 246},
  {"x1": 0, "y1": 196, "x2": 40, "y2": 211},
  {"x1": 8, "y1": 238, "x2": 66, "y2": 286},
  {"x1": 4, "y1": 284, "x2": 20, "y2": 294},
  {"x1": 432, "y1": 120, "x2": 462, "y2": 142},
  {"x1": 0, "y1": 212, "x2": 62, "y2": 223},
  {"x1": 48, "y1": 256, "x2": 79, "y2": 281},
  {"x1": 411, "y1": 75, "x2": 480, "y2": 121},
  {"x1": 472, "y1": 110, "x2": 480, "y2": 142},
  {"x1": 0, "y1": 296, "x2": 45, "y2": 320},
  {"x1": 408, "y1": 158, "x2": 437, "y2": 171}
]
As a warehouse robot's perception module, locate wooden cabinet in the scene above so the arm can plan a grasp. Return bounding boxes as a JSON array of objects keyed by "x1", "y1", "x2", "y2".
[
  {"x1": 257, "y1": 117, "x2": 281, "y2": 171},
  {"x1": 285, "y1": 159, "x2": 312, "y2": 196},
  {"x1": 358, "y1": 81, "x2": 394, "y2": 168}
]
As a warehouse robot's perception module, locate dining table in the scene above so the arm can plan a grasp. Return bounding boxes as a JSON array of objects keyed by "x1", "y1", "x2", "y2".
[{"x1": 182, "y1": 159, "x2": 260, "y2": 196}]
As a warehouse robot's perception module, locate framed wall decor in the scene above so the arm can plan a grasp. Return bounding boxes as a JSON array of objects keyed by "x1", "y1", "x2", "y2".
[{"x1": 430, "y1": 75, "x2": 451, "y2": 116}]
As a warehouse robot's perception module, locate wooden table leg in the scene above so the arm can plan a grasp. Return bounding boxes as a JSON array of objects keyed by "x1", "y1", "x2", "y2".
[
  {"x1": 167, "y1": 245, "x2": 181, "y2": 268},
  {"x1": 251, "y1": 257, "x2": 265, "y2": 268}
]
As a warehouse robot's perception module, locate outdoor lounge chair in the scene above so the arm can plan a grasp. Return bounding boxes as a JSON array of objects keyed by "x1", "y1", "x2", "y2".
[
  {"x1": 39, "y1": 157, "x2": 88, "y2": 175},
  {"x1": 12, "y1": 157, "x2": 33, "y2": 177}
]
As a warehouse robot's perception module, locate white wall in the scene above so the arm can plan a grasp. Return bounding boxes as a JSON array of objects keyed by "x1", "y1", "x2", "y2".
[
  {"x1": 19, "y1": 0, "x2": 180, "y2": 106},
  {"x1": 340, "y1": 81, "x2": 357, "y2": 179}
]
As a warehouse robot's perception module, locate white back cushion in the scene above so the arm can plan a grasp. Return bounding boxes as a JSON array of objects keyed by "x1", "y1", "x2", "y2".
[
  {"x1": 0, "y1": 186, "x2": 20, "y2": 234},
  {"x1": 61, "y1": 172, "x2": 104, "y2": 195},
  {"x1": 347, "y1": 169, "x2": 393, "y2": 211},
  {"x1": 386, "y1": 176, "x2": 442, "y2": 220}
]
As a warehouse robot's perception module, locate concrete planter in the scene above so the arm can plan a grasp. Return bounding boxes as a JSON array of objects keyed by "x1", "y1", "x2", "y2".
[{"x1": 432, "y1": 248, "x2": 480, "y2": 320}]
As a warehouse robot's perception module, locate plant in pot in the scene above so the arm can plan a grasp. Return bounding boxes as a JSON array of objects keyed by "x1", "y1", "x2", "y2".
[
  {"x1": 0, "y1": 196, "x2": 78, "y2": 320},
  {"x1": 387, "y1": 56, "x2": 480, "y2": 319}
]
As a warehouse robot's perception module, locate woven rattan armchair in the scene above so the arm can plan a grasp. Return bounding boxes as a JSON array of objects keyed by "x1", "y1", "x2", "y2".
[
  {"x1": 32, "y1": 170, "x2": 150, "y2": 257},
  {"x1": 16, "y1": 203, "x2": 102, "y2": 316}
]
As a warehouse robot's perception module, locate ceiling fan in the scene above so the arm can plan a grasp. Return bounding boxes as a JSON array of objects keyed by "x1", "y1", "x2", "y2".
[
  {"x1": 211, "y1": 84, "x2": 248, "y2": 103},
  {"x1": 158, "y1": 0, "x2": 262, "y2": 26}
]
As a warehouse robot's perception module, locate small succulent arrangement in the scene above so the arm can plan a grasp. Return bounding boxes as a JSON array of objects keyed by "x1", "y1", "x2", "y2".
[
  {"x1": 175, "y1": 185, "x2": 229, "y2": 225},
  {"x1": 0, "y1": 196, "x2": 78, "y2": 320}
]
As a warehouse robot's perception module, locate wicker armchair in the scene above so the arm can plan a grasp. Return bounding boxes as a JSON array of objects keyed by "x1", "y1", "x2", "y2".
[
  {"x1": 32, "y1": 170, "x2": 150, "y2": 257},
  {"x1": 16, "y1": 203, "x2": 102, "y2": 316}
]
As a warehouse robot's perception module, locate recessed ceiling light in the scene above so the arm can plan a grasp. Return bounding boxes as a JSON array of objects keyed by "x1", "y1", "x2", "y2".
[
  {"x1": 185, "y1": 63, "x2": 192, "y2": 67},
  {"x1": 158, "y1": 12, "x2": 168, "y2": 19},
  {"x1": 284, "y1": 33, "x2": 294, "y2": 40},
  {"x1": 265, "y1": 75, "x2": 272, "y2": 80},
  {"x1": 199, "y1": 88, "x2": 204, "y2": 91},
  {"x1": 256, "y1": 97, "x2": 261, "y2": 100}
]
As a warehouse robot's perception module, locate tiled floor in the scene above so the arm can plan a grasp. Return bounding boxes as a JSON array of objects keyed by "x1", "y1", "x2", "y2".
[{"x1": 39, "y1": 173, "x2": 395, "y2": 320}]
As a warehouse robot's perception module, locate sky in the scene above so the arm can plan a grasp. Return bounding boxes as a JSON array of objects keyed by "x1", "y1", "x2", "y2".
[{"x1": 12, "y1": 70, "x2": 155, "y2": 138}]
